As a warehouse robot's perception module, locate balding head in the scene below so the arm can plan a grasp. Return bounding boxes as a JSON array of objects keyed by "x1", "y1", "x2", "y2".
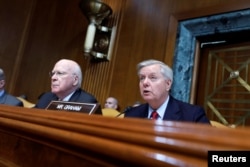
[
  {"x1": 0, "y1": 68, "x2": 5, "y2": 80},
  {"x1": 50, "y1": 59, "x2": 83, "y2": 99},
  {"x1": 0, "y1": 68, "x2": 5, "y2": 90},
  {"x1": 104, "y1": 97, "x2": 118, "y2": 110},
  {"x1": 54, "y1": 59, "x2": 82, "y2": 86}
]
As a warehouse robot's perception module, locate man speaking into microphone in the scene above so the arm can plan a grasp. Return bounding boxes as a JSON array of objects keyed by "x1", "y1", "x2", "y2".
[{"x1": 125, "y1": 59, "x2": 210, "y2": 124}]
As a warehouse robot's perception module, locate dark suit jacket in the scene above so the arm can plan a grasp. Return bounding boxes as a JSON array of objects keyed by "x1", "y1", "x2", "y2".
[
  {"x1": 35, "y1": 88, "x2": 102, "y2": 114},
  {"x1": 125, "y1": 96, "x2": 210, "y2": 124},
  {"x1": 0, "y1": 92, "x2": 23, "y2": 106}
]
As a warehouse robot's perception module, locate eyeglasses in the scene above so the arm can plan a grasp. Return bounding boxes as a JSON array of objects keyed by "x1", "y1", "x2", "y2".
[{"x1": 49, "y1": 71, "x2": 67, "y2": 77}]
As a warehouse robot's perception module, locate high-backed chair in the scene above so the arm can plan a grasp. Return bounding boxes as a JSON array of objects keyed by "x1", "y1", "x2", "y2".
[
  {"x1": 101, "y1": 108, "x2": 124, "y2": 118},
  {"x1": 16, "y1": 97, "x2": 35, "y2": 108}
]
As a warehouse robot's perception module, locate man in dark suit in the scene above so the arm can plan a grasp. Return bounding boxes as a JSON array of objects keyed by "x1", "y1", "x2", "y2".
[
  {"x1": 125, "y1": 59, "x2": 210, "y2": 124},
  {"x1": 0, "y1": 68, "x2": 23, "y2": 106},
  {"x1": 35, "y1": 59, "x2": 101, "y2": 114}
]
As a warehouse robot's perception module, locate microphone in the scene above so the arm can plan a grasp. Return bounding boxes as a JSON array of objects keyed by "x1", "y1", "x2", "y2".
[{"x1": 115, "y1": 106, "x2": 132, "y2": 117}]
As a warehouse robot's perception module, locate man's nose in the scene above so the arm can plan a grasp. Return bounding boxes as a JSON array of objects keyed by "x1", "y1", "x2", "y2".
[
  {"x1": 142, "y1": 78, "x2": 149, "y2": 85},
  {"x1": 51, "y1": 75, "x2": 58, "y2": 81}
]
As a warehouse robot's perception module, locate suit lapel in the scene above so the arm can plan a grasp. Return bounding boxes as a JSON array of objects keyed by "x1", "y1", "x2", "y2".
[
  {"x1": 0, "y1": 92, "x2": 7, "y2": 104},
  {"x1": 131, "y1": 104, "x2": 149, "y2": 118},
  {"x1": 141, "y1": 104, "x2": 150, "y2": 118},
  {"x1": 68, "y1": 89, "x2": 80, "y2": 102},
  {"x1": 163, "y1": 96, "x2": 182, "y2": 121}
]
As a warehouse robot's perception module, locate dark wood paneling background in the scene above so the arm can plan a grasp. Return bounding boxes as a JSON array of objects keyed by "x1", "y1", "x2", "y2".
[{"x1": 1, "y1": 0, "x2": 250, "y2": 111}]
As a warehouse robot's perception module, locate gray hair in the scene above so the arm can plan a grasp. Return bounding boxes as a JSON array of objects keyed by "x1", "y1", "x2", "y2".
[
  {"x1": 72, "y1": 62, "x2": 83, "y2": 88},
  {"x1": 56, "y1": 59, "x2": 83, "y2": 88},
  {"x1": 137, "y1": 59, "x2": 173, "y2": 81},
  {"x1": 0, "y1": 68, "x2": 5, "y2": 80}
]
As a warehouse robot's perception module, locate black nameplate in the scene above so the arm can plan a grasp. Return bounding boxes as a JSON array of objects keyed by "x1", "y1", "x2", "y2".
[{"x1": 46, "y1": 101, "x2": 99, "y2": 114}]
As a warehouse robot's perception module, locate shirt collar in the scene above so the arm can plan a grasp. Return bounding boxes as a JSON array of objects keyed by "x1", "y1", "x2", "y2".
[
  {"x1": 148, "y1": 96, "x2": 170, "y2": 120},
  {"x1": 61, "y1": 91, "x2": 75, "y2": 101},
  {"x1": 0, "y1": 90, "x2": 5, "y2": 97}
]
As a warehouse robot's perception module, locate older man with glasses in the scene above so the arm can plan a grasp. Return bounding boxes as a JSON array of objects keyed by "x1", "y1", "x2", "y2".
[{"x1": 35, "y1": 59, "x2": 101, "y2": 114}]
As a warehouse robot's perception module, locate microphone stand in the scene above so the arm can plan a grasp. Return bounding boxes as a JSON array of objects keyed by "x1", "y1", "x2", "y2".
[{"x1": 116, "y1": 106, "x2": 132, "y2": 117}]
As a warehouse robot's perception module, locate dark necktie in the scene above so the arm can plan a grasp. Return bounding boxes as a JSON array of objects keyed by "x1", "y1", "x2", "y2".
[{"x1": 150, "y1": 110, "x2": 159, "y2": 120}]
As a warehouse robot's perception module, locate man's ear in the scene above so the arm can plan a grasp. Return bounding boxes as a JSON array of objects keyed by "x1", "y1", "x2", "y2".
[
  {"x1": 165, "y1": 79, "x2": 172, "y2": 91},
  {"x1": 0, "y1": 80, "x2": 5, "y2": 88},
  {"x1": 72, "y1": 75, "x2": 79, "y2": 86}
]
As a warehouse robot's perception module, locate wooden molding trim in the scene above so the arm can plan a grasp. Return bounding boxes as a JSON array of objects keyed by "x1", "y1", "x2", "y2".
[{"x1": 0, "y1": 105, "x2": 250, "y2": 166}]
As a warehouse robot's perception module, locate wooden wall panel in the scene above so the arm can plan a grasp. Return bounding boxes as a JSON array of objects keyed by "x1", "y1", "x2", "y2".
[
  {"x1": 0, "y1": 0, "x2": 35, "y2": 95},
  {"x1": 82, "y1": 0, "x2": 126, "y2": 109},
  {"x1": 1, "y1": 0, "x2": 250, "y2": 112},
  {"x1": 105, "y1": 0, "x2": 175, "y2": 110},
  {"x1": 14, "y1": 0, "x2": 88, "y2": 102}
]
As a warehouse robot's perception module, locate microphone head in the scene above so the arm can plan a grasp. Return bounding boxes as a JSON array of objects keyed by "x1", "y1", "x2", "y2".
[{"x1": 123, "y1": 106, "x2": 132, "y2": 113}]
